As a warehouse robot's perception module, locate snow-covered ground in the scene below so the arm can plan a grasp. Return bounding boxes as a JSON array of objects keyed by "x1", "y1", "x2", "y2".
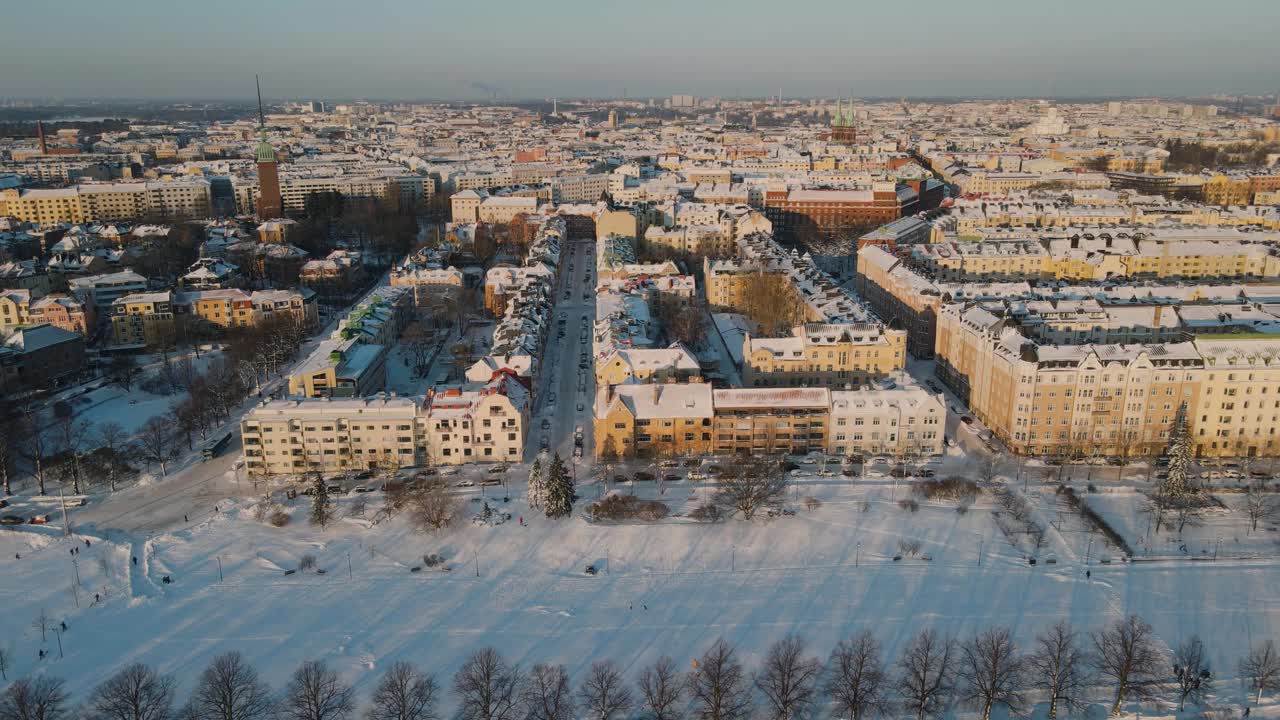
[{"x1": 3, "y1": 469, "x2": 1279, "y2": 716}]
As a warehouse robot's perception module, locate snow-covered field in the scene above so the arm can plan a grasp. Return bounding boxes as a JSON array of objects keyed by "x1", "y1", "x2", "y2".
[{"x1": 3, "y1": 471, "x2": 1279, "y2": 716}]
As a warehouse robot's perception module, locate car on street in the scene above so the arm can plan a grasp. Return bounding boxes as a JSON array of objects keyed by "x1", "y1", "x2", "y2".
[
  {"x1": 541, "y1": 418, "x2": 551, "y2": 430},
  {"x1": 0, "y1": 515, "x2": 24, "y2": 525}
]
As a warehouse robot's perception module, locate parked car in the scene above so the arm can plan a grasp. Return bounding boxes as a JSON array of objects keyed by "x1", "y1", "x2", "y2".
[
  {"x1": 352, "y1": 485, "x2": 372, "y2": 493},
  {"x1": 633, "y1": 471, "x2": 655, "y2": 482},
  {"x1": 0, "y1": 515, "x2": 24, "y2": 525}
]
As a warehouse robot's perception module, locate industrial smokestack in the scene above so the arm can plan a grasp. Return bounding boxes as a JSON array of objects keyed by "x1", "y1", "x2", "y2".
[{"x1": 37, "y1": 120, "x2": 48, "y2": 155}]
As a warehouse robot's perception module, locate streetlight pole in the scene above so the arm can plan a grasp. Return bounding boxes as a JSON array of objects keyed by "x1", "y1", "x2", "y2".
[
  {"x1": 731, "y1": 545, "x2": 736, "y2": 573},
  {"x1": 217, "y1": 556, "x2": 224, "y2": 582},
  {"x1": 977, "y1": 534, "x2": 984, "y2": 567},
  {"x1": 856, "y1": 541, "x2": 861, "y2": 568},
  {"x1": 1086, "y1": 536, "x2": 1094, "y2": 567}
]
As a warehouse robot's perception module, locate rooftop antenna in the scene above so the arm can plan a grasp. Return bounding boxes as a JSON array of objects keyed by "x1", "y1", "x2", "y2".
[{"x1": 255, "y1": 74, "x2": 266, "y2": 128}]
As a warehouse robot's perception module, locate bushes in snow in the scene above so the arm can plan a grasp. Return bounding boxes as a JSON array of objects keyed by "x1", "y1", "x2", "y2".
[{"x1": 588, "y1": 494, "x2": 669, "y2": 522}]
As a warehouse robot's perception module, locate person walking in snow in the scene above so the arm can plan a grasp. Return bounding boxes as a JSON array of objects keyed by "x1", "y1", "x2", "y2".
[
  {"x1": 60, "y1": 621, "x2": 66, "y2": 632},
  {"x1": 132, "y1": 556, "x2": 138, "y2": 566},
  {"x1": 84, "y1": 539, "x2": 90, "y2": 548}
]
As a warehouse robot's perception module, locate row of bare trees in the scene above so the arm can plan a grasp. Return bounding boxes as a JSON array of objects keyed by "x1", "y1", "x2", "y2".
[{"x1": 6, "y1": 623, "x2": 1280, "y2": 720}]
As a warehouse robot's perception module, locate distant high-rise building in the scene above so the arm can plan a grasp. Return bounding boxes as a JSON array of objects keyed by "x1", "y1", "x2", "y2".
[
  {"x1": 606, "y1": 109, "x2": 619, "y2": 128},
  {"x1": 309, "y1": 101, "x2": 325, "y2": 113},
  {"x1": 670, "y1": 94, "x2": 697, "y2": 109}
]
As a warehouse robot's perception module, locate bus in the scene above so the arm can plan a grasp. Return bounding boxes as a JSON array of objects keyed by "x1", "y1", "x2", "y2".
[{"x1": 203, "y1": 432, "x2": 233, "y2": 460}]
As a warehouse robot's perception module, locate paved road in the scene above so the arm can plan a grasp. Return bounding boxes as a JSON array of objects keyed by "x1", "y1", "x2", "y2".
[
  {"x1": 71, "y1": 439, "x2": 249, "y2": 534},
  {"x1": 527, "y1": 237, "x2": 596, "y2": 475}
]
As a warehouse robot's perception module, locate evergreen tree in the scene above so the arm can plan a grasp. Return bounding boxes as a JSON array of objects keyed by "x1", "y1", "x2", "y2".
[
  {"x1": 1162, "y1": 402, "x2": 1195, "y2": 499},
  {"x1": 528, "y1": 457, "x2": 545, "y2": 510},
  {"x1": 310, "y1": 474, "x2": 333, "y2": 528},
  {"x1": 544, "y1": 453, "x2": 574, "y2": 519}
]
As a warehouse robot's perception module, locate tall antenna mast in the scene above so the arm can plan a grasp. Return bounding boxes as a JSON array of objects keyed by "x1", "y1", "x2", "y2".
[{"x1": 255, "y1": 74, "x2": 266, "y2": 128}]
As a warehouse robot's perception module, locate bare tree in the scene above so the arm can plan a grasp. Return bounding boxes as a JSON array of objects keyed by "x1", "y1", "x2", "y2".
[
  {"x1": 1091, "y1": 614, "x2": 1165, "y2": 716},
  {"x1": 17, "y1": 408, "x2": 50, "y2": 495},
  {"x1": 281, "y1": 660, "x2": 354, "y2": 720},
  {"x1": 715, "y1": 457, "x2": 788, "y2": 520},
  {"x1": 823, "y1": 631, "x2": 888, "y2": 720},
  {"x1": 86, "y1": 663, "x2": 176, "y2": 720},
  {"x1": 452, "y1": 648, "x2": 523, "y2": 720},
  {"x1": 366, "y1": 662, "x2": 438, "y2": 720},
  {"x1": 958, "y1": 627, "x2": 1025, "y2": 720},
  {"x1": 409, "y1": 486, "x2": 460, "y2": 532},
  {"x1": 1239, "y1": 639, "x2": 1280, "y2": 705},
  {"x1": 0, "y1": 421, "x2": 15, "y2": 496},
  {"x1": 578, "y1": 661, "x2": 633, "y2": 720},
  {"x1": 755, "y1": 635, "x2": 820, "y2": 720},
  {"x1": 896, "y1": 629, "x2": 957, "y2": 720},
  {"x1": 0, "y1": 645, "x2": 9, "y2": 681},
  {"x1": 687, "y1": 640, "x2": 752, "y2": 720},
  {"x1": 1172, "y1": 635, "x2": 1212, "y2": 711},
  {"x1": 522, "y1": 665, "x2": 574, "y2": 720},
  {"x1": 1025, "y1": 621, "x2": 1089, "y2": 720},
  {"x1": 185, "y1": 651, "x2": 275, "y2": 720},
  {"x1": 1244, "y1": 482, "x2": 1279, "y2": 533},
  {"x1": 638, "y1": 657, "x2": 684, "y2": 720},
  {"x1": 976, "y1": 455, "x2": 1000, "y2": 485},
  {"x1": 138, "y1": 417, "x2": 175, "y2": 477},
  {"x1": 95, "y1": 421, "x2": 137, "y2": 492},
  {"x1": 32, "y1": 608, "x2": 51, "y2": 642},
  {"x1": 0, "y1": 676, "x2": 69, "y2": 720}
]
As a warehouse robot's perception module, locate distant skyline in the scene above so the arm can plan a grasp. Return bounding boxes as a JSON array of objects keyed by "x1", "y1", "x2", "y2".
[{"x1": 3, "y1": 0, "x2": 1279, "y2": 101}]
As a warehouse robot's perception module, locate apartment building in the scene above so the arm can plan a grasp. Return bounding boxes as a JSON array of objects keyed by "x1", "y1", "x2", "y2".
[
  {"x1": 479, "y1": 196, "x2": 539, "y2": 224},
  {"x1": 423, "y1": 373, "x2": 530, "y2": 464},
  {"x1": 240, "y1": 395, "x2": 423, "y2": 476},
  {"x1": 27, "y1": 293, "x2": 95, "y2": 337},
  {"x1": 712, "y1": 387, "x2": 831, "y2": 456},
  {"x1": 110, "y1": 292, "x2": 175, "y2": 347},
  {"x1": 763, "y1": 184, "x2": 919, "y2": 240},
  {"x1": 0, "y1": 290, "x2": 32, "y2": 335},
  {"x1": 68, "y1": 270, "x2": 148, "y2": 309},
  {"x1": 741, "y1": 323, "x2": 906, "y2": 388},
  {"x1": 0, "y1": 179, "x2": 212, "y2": 224},
  {"x1": 0, "y1": 323, "x2": 86, "y2": 395},
  {"x1": 593, "y1": 382, "x2": 715, "y2": 459},
  {"x1": 828, "y1": 389, "x2": 946, "y2": 458},
  {"x1": 935, "y1": 303, "x2": 1204, "y2": 458},
  {"x1": 1192, "y1": 338, "x2": 1280, "y2": 459},
  {"x1": 594, "y1": 344, "x2": 701, "y2": 387}
]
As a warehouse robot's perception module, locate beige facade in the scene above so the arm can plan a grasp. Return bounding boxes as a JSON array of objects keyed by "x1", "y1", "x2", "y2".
[
  {"x1": 241, "y1": 396, "x2": 424, "y2": 476},
  {"x1": 936, "y1": 304, "x2": 1204, "y2": 458},
  {"x1": 0, "y1": 180, "x2": 211, "y2": 224},
  {"x1": 742, "y1": 323, "x2": 906, "y2": 388},
  {"x1": 593, "y1": 383, "x2": 714, "y2": 459}
]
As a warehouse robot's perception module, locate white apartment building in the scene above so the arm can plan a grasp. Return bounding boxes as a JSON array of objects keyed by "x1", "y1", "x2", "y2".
[
  {"x1": 827, "y1": 389, "x2": 946, "y2": 458},
  {"x1": 423, "y1": 374, "x2": 530, "y2": 465}
]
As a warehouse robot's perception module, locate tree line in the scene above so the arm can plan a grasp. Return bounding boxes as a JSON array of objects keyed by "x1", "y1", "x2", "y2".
[
  {"x1": 0, "y1": 315, "x2": 307, "y2": 497},
  {"x1": 9, "y1": 617, "x2": 1278, "y2": 720}
]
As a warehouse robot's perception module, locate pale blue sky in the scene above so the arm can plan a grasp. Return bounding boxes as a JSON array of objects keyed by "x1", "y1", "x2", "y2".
[{"x1": 2, "y1": 0, "x2": 1278, "y2": 100}]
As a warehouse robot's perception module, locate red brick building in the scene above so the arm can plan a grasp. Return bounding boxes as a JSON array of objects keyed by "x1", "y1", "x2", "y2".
[{"x1": 763, "y1": 185, "x2": 919, "y2": 241}]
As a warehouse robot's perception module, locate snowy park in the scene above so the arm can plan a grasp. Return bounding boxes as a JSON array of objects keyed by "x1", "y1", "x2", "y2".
[{"x1": 1, "y1": 461, "x2": 1279, "y2": 719}]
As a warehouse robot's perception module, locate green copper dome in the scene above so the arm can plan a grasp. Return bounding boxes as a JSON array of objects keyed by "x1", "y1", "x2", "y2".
[{"x1": 255, "y1": 134, "x2": 277, "y2": 163}]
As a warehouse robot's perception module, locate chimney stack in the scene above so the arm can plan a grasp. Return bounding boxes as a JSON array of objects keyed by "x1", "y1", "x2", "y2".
[{"x1": 37, "y1": 121, "x2": 48, "y2": 155}]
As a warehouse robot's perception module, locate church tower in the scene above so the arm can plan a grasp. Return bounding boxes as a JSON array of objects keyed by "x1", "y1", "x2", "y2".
[
  {"x1": 255, "y1": 76, "x2": 282, "y2": 221},
  {"x1": 830, "y1": 98, "x2": 857, "y2": 145}
]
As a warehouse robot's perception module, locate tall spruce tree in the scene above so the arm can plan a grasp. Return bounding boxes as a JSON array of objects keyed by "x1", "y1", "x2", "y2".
[
  {"x1": 1162, "y1": 402, "x2": 1195, "y2": 499},
  {"x1": 544, "y1": 453, "x2": 574, "y2": 519},
  {"x1": 528, "y1": 457, "x2": 546, "y2": 510},
  {"x1": 310, "y1": 474, "x2": 333, "y2": 528}
]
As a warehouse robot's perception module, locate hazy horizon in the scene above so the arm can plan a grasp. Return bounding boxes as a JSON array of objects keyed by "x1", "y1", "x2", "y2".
[{"x1": 3, "y1": 0, "x2": 1279, "y2": 101}]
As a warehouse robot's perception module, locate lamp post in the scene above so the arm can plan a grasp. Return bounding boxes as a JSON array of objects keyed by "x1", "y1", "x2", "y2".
[
  {"x1": 856, "y1": 541, "x2": 861, "y2": 568},
  {"x1": 977, "y1": 533, "x2": 984, "y2": 567}
]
